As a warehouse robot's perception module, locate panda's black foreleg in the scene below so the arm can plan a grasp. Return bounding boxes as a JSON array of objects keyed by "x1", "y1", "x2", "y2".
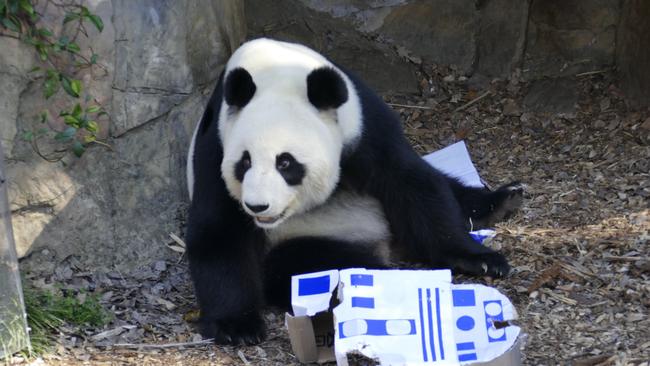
[
  {"x1": 264, "y1": 237, "x2": 389, "y2": 310},
  {"x1": 186, "y1": 227, "x2": 267, "y2": 345},
  {"x1": 185, "y1": 188, "x2": 268, "y2": 346},
  {"x1": 446, "y1": 178, "x2": 524, "y2": 229}
]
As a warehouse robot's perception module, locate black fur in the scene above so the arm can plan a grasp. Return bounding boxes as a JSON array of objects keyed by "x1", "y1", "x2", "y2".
[
  {"x1": 307, "y1": 67, "x2": 348, "y2": 109},
  {"x1": 234, "y1": 151, "x2": 251, "y2": 182},
  {"x1": 224, "y1": 67, "x2": 256, "y2": 108},
  {"x1": 276, "y1": 152, "x2": 306, "y2": 185},
  {"x1": 186, "y1": 52, "x2": 522, "y2": 345}
]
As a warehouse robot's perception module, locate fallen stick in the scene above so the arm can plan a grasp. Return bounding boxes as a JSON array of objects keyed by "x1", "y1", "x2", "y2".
[
  {"x1": 575, "y1": 70, "x2": 607, "y2": 77},
  {"x1": 387, "y1": 102, "x2": 434, "y2": 110},
  {"x1": 112, "y1": 339, "x2": 213, "y2": 349},
  {"x1": 454, "y1": 91, "x2": 491, "y2": 112}
]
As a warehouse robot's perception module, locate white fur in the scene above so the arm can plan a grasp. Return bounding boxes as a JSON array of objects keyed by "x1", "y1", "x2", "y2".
[
  {"x1": 266, "y1": 192, "x2": 391, "y2": 260},
  {"x1": 186, "y1": 119, "x2": 200, "y2": 200}
]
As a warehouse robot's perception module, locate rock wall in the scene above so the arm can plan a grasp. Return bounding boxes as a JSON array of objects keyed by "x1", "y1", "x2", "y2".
[
  {"x1": 0, "y1": 0, "x2": 245, "y2": 268},
  {"x1": 247, "y1": 0, "x2": 621, "y2": 90},
  {"x1": 616, "y1": 0, "x2": 650, "y2": 109}
]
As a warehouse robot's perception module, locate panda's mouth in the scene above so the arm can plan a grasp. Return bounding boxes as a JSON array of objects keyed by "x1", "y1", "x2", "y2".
[{"x1": 253, "y1": 210, "x2": 287, "y2": 227}]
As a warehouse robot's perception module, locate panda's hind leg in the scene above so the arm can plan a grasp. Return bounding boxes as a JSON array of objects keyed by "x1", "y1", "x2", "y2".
[
  {"x1": 448, "y1": 179, "x2": 524, "y2": 229},
  {"x1": 264, "y1": 237, "x2": 389, "y2": 310}
]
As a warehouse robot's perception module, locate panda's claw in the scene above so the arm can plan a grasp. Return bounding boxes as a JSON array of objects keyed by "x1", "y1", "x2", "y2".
[
  {"x1": 200, "y1": 312, "x2": 267, "y2": 346},
  {"x1": 450, "y1": 252, "x2": 510, "y2": 278}
]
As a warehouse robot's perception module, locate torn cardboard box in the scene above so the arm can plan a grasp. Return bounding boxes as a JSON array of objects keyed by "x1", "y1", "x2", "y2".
[{"x1": 286, "y1": 269, "x2": 523, "y2": 366}]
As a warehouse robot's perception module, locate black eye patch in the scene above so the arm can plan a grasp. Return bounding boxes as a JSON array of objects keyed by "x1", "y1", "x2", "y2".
[
  {"x1": 276, "y1": 152, "x2": 305, "y2": 186},
  {"x1": 234, "y1": 151, "x2": 251, "y2": 182}
]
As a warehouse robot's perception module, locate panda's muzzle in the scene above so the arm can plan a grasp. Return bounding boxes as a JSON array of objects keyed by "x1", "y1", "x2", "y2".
[{"x1": 252, "y1": 209, "x2": 287, "y2": 227}]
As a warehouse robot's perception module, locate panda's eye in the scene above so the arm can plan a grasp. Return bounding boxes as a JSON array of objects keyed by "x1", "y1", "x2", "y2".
[
  {"x1": 234, "y1": 151, "x2": 252, "y2": 182},
  {"x1": 242, "y1": 156, "x2": 251, "y2": 169},
  {"x1": 276, "y1": 153, "x2": 293, "y2": 170}
]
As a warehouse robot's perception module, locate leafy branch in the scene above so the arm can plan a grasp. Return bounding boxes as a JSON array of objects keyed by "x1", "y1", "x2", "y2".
[{"x1": 1, "y1": 0, "x2": 109, "y2": 161}]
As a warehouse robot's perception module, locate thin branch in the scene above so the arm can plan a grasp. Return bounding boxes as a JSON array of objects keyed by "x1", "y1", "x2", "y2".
[
  {"x1": 454, "y1": 90, "x2": 491, "y2": 112},
  {"x1": 112, "y1": 339, "x2": 214, "y2": 349},
  {"x1": 575, "y1": 70, "x2": 607, "y2": 77},
  {"x1": 387, "y1": 102, "x2": 434, "y2": 110}
]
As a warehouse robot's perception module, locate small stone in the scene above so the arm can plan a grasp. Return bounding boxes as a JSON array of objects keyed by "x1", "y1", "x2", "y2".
[
  {"x1": 153, "y1": 261, "x2": 167, "y2": 272},
  {"x1": 641, "y1": 117, "x2": 650, "y2": 130},
  {"x1": 443, "y1": 74, "x2": 455, "y2": 83},
  {"x1": 593, "y1": 120, "x2": 606, "y2": 128},
  {"x1": 503, "y1": 99, "x2": 522, "y2": 116}
]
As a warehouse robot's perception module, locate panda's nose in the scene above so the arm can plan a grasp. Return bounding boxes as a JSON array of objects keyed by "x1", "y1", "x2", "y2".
[{"x1": 245, "y1": 202, "x2": 269, "y2": 213}]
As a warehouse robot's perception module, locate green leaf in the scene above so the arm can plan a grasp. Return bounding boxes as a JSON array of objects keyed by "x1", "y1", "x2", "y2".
[
  {"x1": 58, "y1": 35, "x2": 69, "y2": 46},
  {"x1": 54, "y1": 127, "x2": 77, "y2": 142},
  {"x1": 71, "y1": 79, "x2": 82, "y2": 97},
  {"x1": 63, "y1": 115, "x2": 80, "y2": 127},
  {"x1": 22, "y1": 131, "x2": 34, "y2": 142},
  {"x1": 72, "y1": 141, "x2": 85, "y2": 157},
  {"x1": 37, "y1": 28, "x2": 53, "y2": 37},
  {"x1": 63, "y1": 12, "x2": 80, "y2": 24},
  {"x1": 90, "y1": 53, "x2": 98, "y2": 64},
  {"x1": 85, "y1": 105, "x2": 101, "y2": 114},
  {"x1": 60, "y1": 76, "x2": 81, "y2": 98},
  {"x1": 28, "y1": 66, "x2": 42, "y2": 73},
  {"x1": 66, "y1": 42, "x2": 80, "y2": 53},
  {"x1": 72, "y1": 103, "x2": 82, "y2": 118},
  {"x1": 44, "y1": 74, "x2": 60, "y2": 99},
  {"x1": 85, "y1": 120, "x2": 98, "y2": 133},
  {"x1": 2, "y1": 17, "x2": 21, "y2": 32},
  {"x1": 40, "y1": 111, "x2": 48, "y2": 123},
  {"x1": 86, "y1": 14, "x2": 103, "y2": 32},
  {"x1": 36, "y1": 44, "x2": 48, "y2": 61},
  {"x1": 19, "y1": 0, "x2": 34, "y2": 15},
  {"x1": 84, "y1": 134, "x2": 96, "y2": 143}
]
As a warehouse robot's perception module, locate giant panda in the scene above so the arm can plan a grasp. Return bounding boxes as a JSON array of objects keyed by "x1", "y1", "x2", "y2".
[{"x1": 186, "y1": 38, "x2": 523, "y2": 345}]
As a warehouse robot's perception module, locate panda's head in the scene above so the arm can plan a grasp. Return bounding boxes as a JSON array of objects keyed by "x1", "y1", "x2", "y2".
[{"x1": 218, "y1": 39, "x2": 361, "y2": 229}]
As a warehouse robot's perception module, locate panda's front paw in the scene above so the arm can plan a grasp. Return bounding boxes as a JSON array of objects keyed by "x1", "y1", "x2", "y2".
[
  {"x1": 200, "y1": 312, "x2": 266, "y2": 345},
  {"x1": 451, "y1": 252, "x2": 510, "y2": 278}
]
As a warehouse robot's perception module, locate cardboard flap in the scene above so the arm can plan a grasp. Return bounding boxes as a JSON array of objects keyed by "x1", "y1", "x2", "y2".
[{"x1": 291, "y1": 269, "x2": 339, "y2": 316}]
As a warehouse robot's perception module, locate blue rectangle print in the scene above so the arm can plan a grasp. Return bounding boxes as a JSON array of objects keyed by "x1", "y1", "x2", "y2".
[
  {"x1": 350, "y1": 274, "x2": 373, "y2": 286},
  {"x1": 456, "y1": 342, "x2": 475, "y2": 351},
  {"x1": 351, "y1": 297, "x2": 375, "y2": 308},
  {"x1": 298, "y1": 275, "x2": 330, "y2": 296},
  {"x1": 452, "y1": 289, "x2": 476, "y2": 307},
  {"x1": 458, "y1": 353, "x2": 478, "y2": 362}
]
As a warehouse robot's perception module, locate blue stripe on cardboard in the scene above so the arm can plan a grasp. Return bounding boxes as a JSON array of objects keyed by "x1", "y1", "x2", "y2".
[
  {"x1": 452, "y1": 289, "x2": 476, "y2": 307},
  {"x1": 298, "y1": 275, "x2": 330, "y2": 296},
  {"x1": 350, "y1": 274, "x2": 373, "y2": 286},
  {"x1": 418, "y1": 288, "x2": 428, "y2": 362},
  {"x1": 458, "y1": 353, "x2": 478, "y2": 362},
  {"x1": 435, "y1": 288, "x2": 445, "y2": 360},
  {"x1": 426, "y1": 289, "x2": 437, "y2": 361},
  {"x1": 351, "y1": 297, "x2": 375, "y2": 308},
  {"x1": 456, "y1": 341, "x2": 475, "y2": 351}
]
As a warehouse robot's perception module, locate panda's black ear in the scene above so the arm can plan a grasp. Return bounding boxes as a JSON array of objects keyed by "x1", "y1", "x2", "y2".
[
  {"x1": 224, "y1": 67, "x2": 256, "y2": 108},
  {"x1": 307, "y1": 67, "x2": 348, "y2": 110}
]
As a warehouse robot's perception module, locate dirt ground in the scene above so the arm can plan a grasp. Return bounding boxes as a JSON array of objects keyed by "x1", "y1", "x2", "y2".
[{"x1": 10, "y1": 68, "x2": 650, "y2": 365}]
